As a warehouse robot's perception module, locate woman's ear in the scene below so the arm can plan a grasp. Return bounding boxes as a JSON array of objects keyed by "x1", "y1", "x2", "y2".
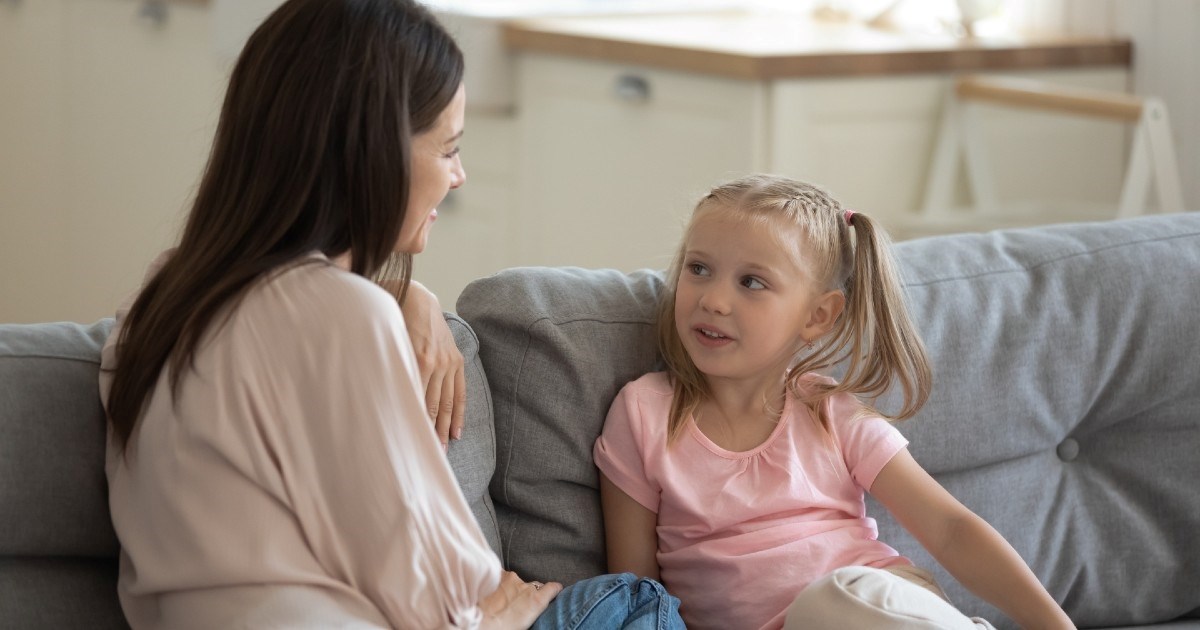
[{"x1": 804, "y1": 290, "x2": 846, "y2": 338}]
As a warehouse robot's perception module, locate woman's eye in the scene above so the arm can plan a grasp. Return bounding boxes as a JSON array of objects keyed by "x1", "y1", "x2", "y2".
[
  {"x1": 444, "y1": 146, "x2": 461, "y2": 159},
  {"x1": 742, "y1": 277, "x2": 765, "y2": 290}
]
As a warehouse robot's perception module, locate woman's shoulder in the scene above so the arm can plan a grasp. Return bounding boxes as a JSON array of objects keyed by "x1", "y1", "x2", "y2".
[
  {"x1": 225, "y1": 257, "x2": 408, "y2": 371},
  {"x1": 244, "y1": 257, "x2": 400, "y2": 331}
]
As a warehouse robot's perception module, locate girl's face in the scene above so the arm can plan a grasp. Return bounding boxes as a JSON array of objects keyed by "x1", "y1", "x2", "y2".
[
  {"x1": 396, "y1": 83, "x2": 467, "y2": 254},
  {"x1": 674, "y1": 209, "x2": 842, "y2": 386}
]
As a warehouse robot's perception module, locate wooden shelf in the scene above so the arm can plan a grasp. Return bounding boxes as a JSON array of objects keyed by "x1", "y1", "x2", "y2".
[{"x1": 503, "y1": 11, "x2": 1131, "y2": 80}]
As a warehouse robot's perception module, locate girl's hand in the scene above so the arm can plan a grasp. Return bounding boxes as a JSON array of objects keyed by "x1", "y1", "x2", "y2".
[
  {"x1": 396, "y1": 280, "x2": 466, "y2": 448},
  {"x1": 479, "y1": 571, "x2": 562, "y2": 630}
]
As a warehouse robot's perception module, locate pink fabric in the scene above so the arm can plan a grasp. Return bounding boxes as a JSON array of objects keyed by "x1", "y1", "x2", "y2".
[
  {"x1": 594, "y1": 372, "x2": 911, "y2": 630},
  {"x1": 100, "y1": 252, "x2": 501, "y2": 629}
]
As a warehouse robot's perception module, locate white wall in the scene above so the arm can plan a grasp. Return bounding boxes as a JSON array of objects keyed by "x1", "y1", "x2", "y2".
[{"x1": 1007, "y1": 0, "x2": 1200, "y2": 211}]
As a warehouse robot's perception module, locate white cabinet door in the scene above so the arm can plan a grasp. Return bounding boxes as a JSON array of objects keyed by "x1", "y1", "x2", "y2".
[
  {"x1": 770, "y1": 75, "x2": 946, "y2": 220},
  {"x1": 0, "y1": 0, "x2": 69, "y2": 322},
  {"x1": 58, "y1": 0, "x2": 226, "y2": 322},
  {"x1": 514, "y1": 54, "x2": 768, "y2": 272}
]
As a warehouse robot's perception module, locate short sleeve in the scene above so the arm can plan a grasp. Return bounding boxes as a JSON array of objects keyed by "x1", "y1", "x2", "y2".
[
  {"x1": 593, "y1": 382, "x2": 661, "y2": 513},
  {"x1": 827, "y1": 395, "x2": 909, "y2": 491}
]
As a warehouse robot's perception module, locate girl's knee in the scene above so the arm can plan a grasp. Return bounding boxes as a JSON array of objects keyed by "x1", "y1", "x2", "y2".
[{"x1": 785, "y1": 566, "x2": 974, "y2": 630}]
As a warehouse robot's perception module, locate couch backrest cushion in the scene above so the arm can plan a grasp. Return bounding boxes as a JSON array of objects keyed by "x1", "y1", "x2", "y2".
[
  {"x1": 0, "y1": 320, "x2": 120, "y2": 558},
  {"x1": 872, "y1": 213, "x2": 1200, "y2": 627},
  {"x1": 457, "y1": 214, "x2": 1200, "y2": 628},
  {"x1": 458, "y1": 268, "x2": 663, "y2": 585}
]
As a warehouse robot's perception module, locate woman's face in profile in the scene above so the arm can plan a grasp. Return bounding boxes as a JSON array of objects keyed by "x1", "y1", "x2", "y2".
[{"x1": 398, "y1": 83, "x2": 467, "y2": 254}]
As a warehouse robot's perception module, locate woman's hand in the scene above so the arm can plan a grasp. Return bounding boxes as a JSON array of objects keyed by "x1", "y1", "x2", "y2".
[
  {"x1": 396, "y1": 280, "x2": 466, "y2": 448},
  {"x1": 479, "y1": 571, "x2": 562, "y2": 630}
]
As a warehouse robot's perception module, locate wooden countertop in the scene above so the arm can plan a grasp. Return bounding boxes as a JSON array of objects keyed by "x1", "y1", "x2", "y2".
[{"x1": 503, "y1": 11, "x2": 1132, "y2": 80}]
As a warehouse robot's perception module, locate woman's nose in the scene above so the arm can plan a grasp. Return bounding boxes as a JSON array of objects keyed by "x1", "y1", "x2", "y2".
[{"x1": 450, "y1": 156, "x2": 466, "y2": 190}]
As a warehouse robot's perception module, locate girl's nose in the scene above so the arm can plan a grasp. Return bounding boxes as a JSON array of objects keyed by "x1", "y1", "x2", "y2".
[{"x1": 699, "y1": 285, "x2": 731, "y2": 315}]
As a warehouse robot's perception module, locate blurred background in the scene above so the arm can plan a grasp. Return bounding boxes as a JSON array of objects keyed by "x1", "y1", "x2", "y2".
[{"x1": 2, "y1": 0, "x2": 1196, "y2": 323}]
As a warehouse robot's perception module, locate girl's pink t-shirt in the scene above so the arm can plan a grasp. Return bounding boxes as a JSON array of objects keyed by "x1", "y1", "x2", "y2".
[{"x1": 594, "y1": 371, "x2": 911, "y2": 630}]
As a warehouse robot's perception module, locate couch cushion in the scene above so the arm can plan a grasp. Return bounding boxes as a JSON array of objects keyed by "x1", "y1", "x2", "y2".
[
  {"x1": 0, "y1": 557, "x2": 128, "y2": 629},
  {"x1": 457, "y1": 213, "x2": 1200, "y2": 629},
  {"x1": 457, "y1": 268, "x2": 663, "y2": 585},
  {"x1": 0, "y1": 320, "x2": 119, "y2": 558},
  {"x1": 444, "y1": 312, "x2": 503, "y2": 556},
  {"x1": 868, "y1": 213, "x2": 1200, "y2": 627}
]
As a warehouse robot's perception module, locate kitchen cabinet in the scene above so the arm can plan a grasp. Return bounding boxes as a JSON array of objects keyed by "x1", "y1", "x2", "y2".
[
  {"x1": 506, "y1": 12, "x2": 1131, "y2": 271},
  {"x1": 513, "y1": 54, "x2": 771, "y2": 272}
]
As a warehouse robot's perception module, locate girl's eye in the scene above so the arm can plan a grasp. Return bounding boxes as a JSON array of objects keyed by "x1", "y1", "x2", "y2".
[
  {"x1": 687, "y1": 263, "x2": 709, "y2": 277},
  {"x1": 741, "y1": 277, "x2": 766, "y2": 290}
]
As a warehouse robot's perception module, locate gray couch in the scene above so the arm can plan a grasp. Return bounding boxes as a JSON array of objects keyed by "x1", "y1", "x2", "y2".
[{"x1": 3, "y1": 213, "x2": 1198, "y2": 629}]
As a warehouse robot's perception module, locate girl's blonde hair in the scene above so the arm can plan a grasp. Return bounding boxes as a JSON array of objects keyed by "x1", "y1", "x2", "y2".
[{"x1": 657, "y1": 174, "x2": 931, "y2": 443}]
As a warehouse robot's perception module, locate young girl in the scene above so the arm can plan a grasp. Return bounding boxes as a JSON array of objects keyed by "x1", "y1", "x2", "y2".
[{"x1": 594, "y1": 175, "x2": 1074, "y2": 630}]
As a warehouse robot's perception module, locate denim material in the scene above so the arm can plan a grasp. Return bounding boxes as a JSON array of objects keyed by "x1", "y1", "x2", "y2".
[{"x1": 531, "y1": 573, "x2": 684, "y2": 630}]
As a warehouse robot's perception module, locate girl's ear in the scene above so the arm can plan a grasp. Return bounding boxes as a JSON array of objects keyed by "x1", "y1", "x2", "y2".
[{"x1": 804, "y1": 289, "x2": 846, "y2": 338}]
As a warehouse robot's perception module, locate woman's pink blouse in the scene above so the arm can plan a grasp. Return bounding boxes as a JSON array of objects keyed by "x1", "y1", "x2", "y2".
[{"x1": 99, "y1": 254, "x2": 501, "y2": 629}]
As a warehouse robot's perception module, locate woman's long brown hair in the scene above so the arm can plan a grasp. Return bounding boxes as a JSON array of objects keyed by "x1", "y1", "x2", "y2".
[{"x1": 105, "y1": 0, "x2": 463, "y2": 453}]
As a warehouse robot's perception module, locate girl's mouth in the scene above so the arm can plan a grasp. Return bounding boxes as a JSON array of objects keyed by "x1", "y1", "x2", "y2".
[{"x1": 693, "y1": 326, "x2": 732, "y2": 347}]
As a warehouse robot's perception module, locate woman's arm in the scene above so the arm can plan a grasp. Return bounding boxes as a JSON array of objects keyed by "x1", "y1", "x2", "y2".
[
  {"x1": 600, "y1": 473, "x2": 661, "y2": 581},
  {"x1": 389, "y1": 279, "x2": 466, "y2": 449},
  {"x1": 268, "y1": 274, "x2": 507, "y2": 628},
  {"x1": 870, "y1": 449, "x2": 1075, "y2": 629}
]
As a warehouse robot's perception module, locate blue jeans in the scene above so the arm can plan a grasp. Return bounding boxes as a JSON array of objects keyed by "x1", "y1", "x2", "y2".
[{"x1": 529, "y1": 573, "x2": 685, "y2": 630}]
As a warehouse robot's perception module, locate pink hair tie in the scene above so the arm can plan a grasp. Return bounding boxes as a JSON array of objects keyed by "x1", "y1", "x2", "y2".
[{"x1": 844, "y1": 209, "x2": 856, "y2": 225}]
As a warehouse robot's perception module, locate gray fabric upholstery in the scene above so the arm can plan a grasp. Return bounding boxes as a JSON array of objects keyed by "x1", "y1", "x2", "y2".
[
  {"x1": 0, "y1": 320, "x2": 118, "y2": 559},
  {"x1": 0, "y1": 558, "x2": 127, "y2": 629},
  {"x1": 444, "y1": 312, "x2": 503, "y2": 556},
  {"x1": 871, "y1": 215, "x2": 1200, "y2": 627},
  {"x1": 458, "y1": 268, "x2": 664, "y2": 585},
  {"x1": 457, "y1": 214, "x2": 1200, "y2": 629},
  {"x1": 0, "y1": 320, "x2": 125, "y2": 628}
]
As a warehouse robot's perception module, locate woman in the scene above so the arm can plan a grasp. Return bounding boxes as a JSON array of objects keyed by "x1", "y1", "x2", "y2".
[{"x1": 100, "y1": 1, "x2": 681, "y2": 628}]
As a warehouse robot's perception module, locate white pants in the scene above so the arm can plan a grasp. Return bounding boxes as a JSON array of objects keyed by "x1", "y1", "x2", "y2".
[{"x1": 783, "y1": 565, "x2": 996, "y2": 630}]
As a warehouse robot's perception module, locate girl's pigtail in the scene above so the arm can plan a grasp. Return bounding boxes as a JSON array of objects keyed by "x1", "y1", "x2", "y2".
[{"x1": 836, "y1": 213, "x2": 931, "y2": 420}]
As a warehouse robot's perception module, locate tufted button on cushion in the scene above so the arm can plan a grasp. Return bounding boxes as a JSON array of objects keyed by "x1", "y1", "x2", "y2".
[{"x1": 1056, "y1": 438, "x2": 1080, "y2": 462}]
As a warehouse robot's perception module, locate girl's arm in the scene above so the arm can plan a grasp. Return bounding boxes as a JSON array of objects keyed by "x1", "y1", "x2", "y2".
[
  {"x1": 870, "y1": 449, "x2": 1075, "y2": 630},
  {"x1": 600, "y1": 472, "x2": 661, "y2": 581}
]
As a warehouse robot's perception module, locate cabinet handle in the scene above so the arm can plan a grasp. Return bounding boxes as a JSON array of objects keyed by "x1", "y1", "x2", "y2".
[
  {"x1": 138, "y1": 0, "x2": 168, "y2": 27},
  {"x1": 614, "y1": 74, "x2": 651, "y2": 103}
]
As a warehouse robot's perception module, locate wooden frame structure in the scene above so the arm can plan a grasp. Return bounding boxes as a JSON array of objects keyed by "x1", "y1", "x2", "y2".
[{"x1": 921, "y1": 75, "x2": 1184, "y2": 220}]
